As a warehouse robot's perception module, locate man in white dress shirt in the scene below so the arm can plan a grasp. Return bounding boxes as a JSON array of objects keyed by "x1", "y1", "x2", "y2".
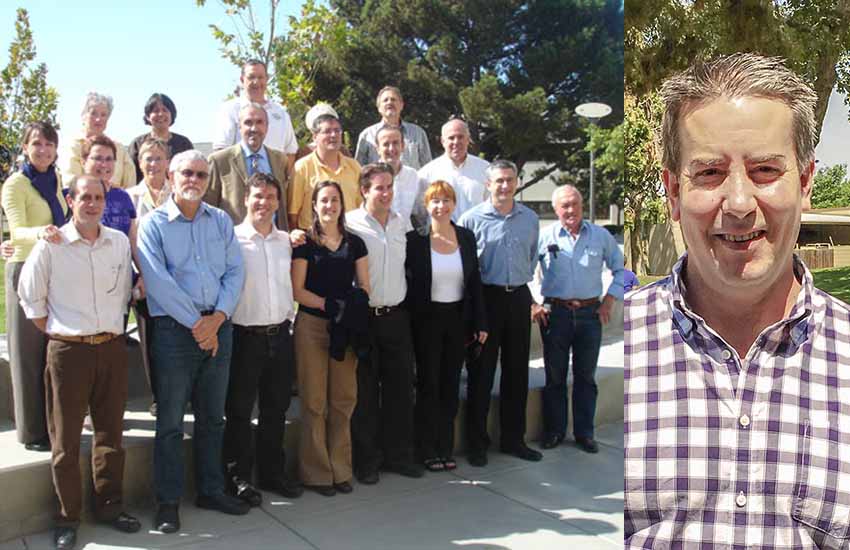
[
  {"x1": 347, "y1": 163, "x2": 423, "y2": 484},
  {"x1": 212, "y1": 59, "x2": 298, "y2": 176},
  {"x1": 223, "y1": 172, "x2": 304, "y2": 506},
  {"x1": 18, "y1": 175, "x2": 139, "y2": 549},
  {"x1": 374, "y1": 125, "x2": 426, "y2": 228},
  {"x1": 417, "y1": 118, "x2": 489, "y2": 221}
]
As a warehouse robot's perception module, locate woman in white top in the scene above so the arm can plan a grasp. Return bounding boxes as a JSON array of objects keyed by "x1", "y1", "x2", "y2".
[
  {"x1": 404, "y1": 180, "x2": 487, "y2": 472},
  {"x1": 126, "y1": 137, "x2": 172, "y2": 218}
]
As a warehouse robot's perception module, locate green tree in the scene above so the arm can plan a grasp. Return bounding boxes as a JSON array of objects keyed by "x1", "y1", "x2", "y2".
[
  {"x1": 811, "y1": 164, "x2": 850, "y2": 209},
  {"x1": 0, "y1": 8, "x2": 59, "y2": 177}
]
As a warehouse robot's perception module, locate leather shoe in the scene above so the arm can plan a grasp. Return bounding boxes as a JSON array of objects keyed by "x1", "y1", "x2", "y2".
[
  {"x1": 468, "y1": 450, "x2": 488, "y2": 467},
  {"x1": 575, "y1": 436, "x2": 599, "y2": 454},
  {"x1": 305, "y1": 484, "x2": 336, "y2": 497},
  {"x1": 541, "y1": 434, "x2": 564, "y2": 450},
  {"x1": 53, "y1": 526, "x2": 76, "y2": 549},
  {"x1": 334, "y1": 481, "x2": 354, "y2": 494},
  {"x1": 104, "y1": 511, "x2": 141, "y2": 533},
  {"x1": 196, "y1": 493, "x2": 250, "y2": 515},
  {"x1": 501, "y1": 443, "x2": 543, "y2": 462},
  {"x1": 259, "y1": 476, "x2": 304, "y2": 498},
  {"x1": 356, "y1": 469, "x2": 380, "y2": 485},
  {"x1": 228, "y1": 476, "x2": 262, "y2": 507},
  {"x1": 155, "y1": 503, "x2": 180, "y2": 534},
  {"x1": 383, "y1": 462, "x2": 424, "y2": 478},
  {"x1": 25, "y1": 438, "x2": 51, "y2": 452}
]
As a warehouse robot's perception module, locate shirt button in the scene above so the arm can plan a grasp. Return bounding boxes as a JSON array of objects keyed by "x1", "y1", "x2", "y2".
[
  {"x1": 721, "y1": 349, "x2": 732, "y2": 360},
  {"x1": 739, "y1": 415, "x2": 750, "y2": 428},
  {"x1": 736, "y1": 492, "x2": 747, "y2": 507}
]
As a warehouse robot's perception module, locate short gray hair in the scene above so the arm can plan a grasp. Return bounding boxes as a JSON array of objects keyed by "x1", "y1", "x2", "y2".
[
  {"x1": 239, "y1": 101, "x2": 268, "y2": 122},
  {"x1": 81, "y1": 91, "x2": 114, "y2": 118},
  {"x1": 660, "y1": 53, "x2": 817, "y2": 175},
  {"x1": 552, "y1": 184, "x2": 582, "y2": 205},
  {"x1": 441, "y1": 118, "x2": 469, "y2": 137},
  {"x1": 485, "y1": 159, "x2": 518, "y2": 181},
  {"x1": 169, "y1": 149, "x2": 207, "y2": 173}
]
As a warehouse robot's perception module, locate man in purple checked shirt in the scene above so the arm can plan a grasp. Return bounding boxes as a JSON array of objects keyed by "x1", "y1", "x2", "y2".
[{"x1": 624, "y1": 53, "x2": 850, "y2": 549}]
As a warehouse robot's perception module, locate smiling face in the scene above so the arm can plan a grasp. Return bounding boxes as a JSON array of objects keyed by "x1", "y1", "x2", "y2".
[
  {"x1": 441, "y1": 120, "x2": 470, "y2": 165},
  {"x1": 486, "y1": 166, "x2": 518, "y2": 207},
  {"x1": 314, "y1": 118, "x2": 342, "y2": 154},
  {"x1": 83, "y1": 144, "x2": 116, "y2": 185},
  {"x1": 377, "y1": 127, "x2": 404, "y2": 165},
  {"x1": 83, "y1": 103, "x2": 110, "y2": 137},
  {"x1": 140, "y1": 145, "x2": 168, "y2": 184},
  {"x1": 554, "y1": 187, "x2": 583, "y2": 234},
  {"x1": 147, "y1": 101, "x2": 173, "y2": 132},
  {"x1": 427, "y1": 193, "x2": 455, "y2": 222},
  {"x1": 314, "y1": 184, "x2": 342, "y2": 226},
  {"x1": 363, "y1": 172, "x2": 394, "y2": 218},
  {"x1": 240, "y1": 63, "x2": 268, "y2": 102},
  {"x1": 664, "y1": 95, "x2": 813, "y2": 294},
  {"x1": 171, "y1": 158, "x2": 210, "y2": 202},
  {"x1": 24, "y1": 129, "x2": 58, "y2": 172},
  {"x1": 377, "y1": 89, "x2": 403, "y2": 122},
  {"x1": 245, "y1": 182, "x2": 279, "y2": 228},
  {"x1": 240, "y1": 106, "x2": 268, "y2": 152},
  {"x1": 68, "y1": 176, "x2": 106, "y2": 228}
]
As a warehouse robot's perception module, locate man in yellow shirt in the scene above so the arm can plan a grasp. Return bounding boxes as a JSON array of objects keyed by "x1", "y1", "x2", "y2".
[{"x1": 287, "y1": 106, "x2": 361, "y2": 230}]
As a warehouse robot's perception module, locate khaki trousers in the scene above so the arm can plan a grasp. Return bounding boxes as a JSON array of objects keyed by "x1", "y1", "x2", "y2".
[
  {"x1": 45, "y1": 337, "x2": 128, "y2": 526},
  {"x1": 295, "y1": 311, "x2": 357, "y2": 485}
]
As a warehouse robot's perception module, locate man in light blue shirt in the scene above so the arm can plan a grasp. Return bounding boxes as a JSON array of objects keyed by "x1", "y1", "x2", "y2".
[
  {"x1": 459, "y1": 159, "x2": 542, "y2": 467},
  {"x1": 138, "y1": 150, "x2": 248, "y2": 534},
  {"x1": 531, "y1": 185, "x2": 624, "y2": 454}
]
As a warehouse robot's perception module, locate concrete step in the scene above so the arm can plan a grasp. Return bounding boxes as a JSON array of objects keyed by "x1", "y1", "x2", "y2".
[{"x1": 0, "y1": 324, "x2": 623, "y2": 543}]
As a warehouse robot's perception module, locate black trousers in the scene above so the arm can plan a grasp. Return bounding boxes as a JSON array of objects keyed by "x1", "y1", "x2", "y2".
[
  {"x1": 413, "y1": 302, "x2": 465, "y2": 459},
  {"x1": 351, "y1": 308, "x2": 416, "y2": 473},
  {"x1": 223, "y1": 322, "x2": 294, "y2": 483},
  {"x1": 466, "y1": 285, "x2": 532, "y2": 453}
]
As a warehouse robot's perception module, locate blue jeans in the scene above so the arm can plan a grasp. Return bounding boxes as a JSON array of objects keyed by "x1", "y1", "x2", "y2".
[
  {"x1": 152, "y1": 316, "x2": 233, "y2": 503},
  {"x1": 540, "y1": 304, "x2": 602, "y2": 439}
]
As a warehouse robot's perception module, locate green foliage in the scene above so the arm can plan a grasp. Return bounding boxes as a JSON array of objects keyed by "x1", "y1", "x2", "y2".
[
  {"x1": 0, "y1": 8, "x2": 59, "y2": 177},
  {"x1": 585, "y1": 121, "x2": 624, "y2": 215},
  {"x1": 811, "y1": 164, "x2": 850, "y2": 209}
]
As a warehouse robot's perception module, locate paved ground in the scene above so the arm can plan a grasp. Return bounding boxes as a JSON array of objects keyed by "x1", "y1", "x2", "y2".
[{"x1": 0, "y1": 421, "x2": 623, "y2": 550}]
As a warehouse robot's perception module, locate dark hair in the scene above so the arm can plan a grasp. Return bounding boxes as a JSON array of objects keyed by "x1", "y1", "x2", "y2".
[
  {"x1": 246, "y1": 172, "x2": 282, "y2": 200},
  {"x1": 67, "y1": 174, "x2": 107, "y2": 199},
  {"x1": 311, "y1": 113, "x2": 340, "y2": 133},
  {"x1": 143, "y1": 93, "x2": 177, "y2": 126},
  {"x1": 21, "y1": 121, "x2": 59, "y2": 152},
  {"x1": 359, "y1": 162, "x2": 394, "y2": 193},
  {"x1": 81, "y1": 134, "x2": 117, "y2": 160},
  {"x1": 241, "y1": 58, "x2": 267, "y2": 77},
  {"x1": 310, "y1": 180, "x2": 347, "y2": 242}
]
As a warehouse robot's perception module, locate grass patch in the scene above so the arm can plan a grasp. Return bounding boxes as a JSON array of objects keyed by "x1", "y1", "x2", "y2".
[
  {"x1": 638, "y1": 274, "x2": 666, "y2": 287},
  {"x1": 812, "y1": 266, "x2": 850, "y2": 305}
]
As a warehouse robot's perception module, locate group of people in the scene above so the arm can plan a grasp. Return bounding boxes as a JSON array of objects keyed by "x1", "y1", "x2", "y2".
[{"x1": 2, "y1": 58, "x2": 624, "y2": 550}]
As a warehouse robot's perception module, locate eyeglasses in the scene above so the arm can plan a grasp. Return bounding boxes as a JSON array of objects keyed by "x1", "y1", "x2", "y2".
[
  {"x1": 179, "y1": 169, "x2": 209, "y2": 180},
  {"x1": 89, "y1": 156, "x2": 115, "y2": 163}
]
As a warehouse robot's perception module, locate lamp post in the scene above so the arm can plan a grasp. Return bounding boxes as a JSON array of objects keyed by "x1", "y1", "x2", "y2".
[{"x1": 575, "y1": 102, "x2": 612, "y2": 223}]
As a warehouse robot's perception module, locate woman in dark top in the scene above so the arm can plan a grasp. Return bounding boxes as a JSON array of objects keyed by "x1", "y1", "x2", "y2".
[
  {"x1": 128, "y1": 93, "x2": 193, "y2": 183},
  {"x1": 405, "y1": 180, "x2": 487, "y2": 471},
  {"x1": 292, "y1": 180, "x2": 370, "y2": 496}
]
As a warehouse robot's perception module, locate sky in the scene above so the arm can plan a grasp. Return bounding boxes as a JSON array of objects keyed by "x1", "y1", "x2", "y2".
[
  {"x1": 815, "y1": 88, "x2": 850, "y2": 170},
  {"x1": 0, "y1": 1, "x2": 304, "y2": 146}
]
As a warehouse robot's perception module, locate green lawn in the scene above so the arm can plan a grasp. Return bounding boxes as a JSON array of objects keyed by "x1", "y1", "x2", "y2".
[{"x1": 812, "y1": 266, "x2": 850, "y2": 304}]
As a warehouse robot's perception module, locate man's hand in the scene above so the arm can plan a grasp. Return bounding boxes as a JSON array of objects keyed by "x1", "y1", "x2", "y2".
[
  {"x1": 531, "y1": 303, "x2": 549, "y2": 327},
  {"x1": 0, "y1": 240, "x2": 13, "y2": 260},
  {"x1": 192, "y1": 311, "x2": 225, "y2": 347},
  {"x1": 597, "y1": 295, "x2": 615, "y2": 325},
  {"x1": 197, "y1": 332, "x2": 219, "y2": 357},
  {"x1": 132, "y1": 277, "x2": 145, "y2": 303},
  {"x1": 32, "y1": 317, "x2": 47, "y2": 333},
  {"x1": 476, "y1": 330, "x2": 488, "y2": 345},
  {"x1": 289, "y1": 229, "x2": 307, "y2": 247},
  {"x1": 38, "y1": 225, "x2": 62, "y2": 244}
]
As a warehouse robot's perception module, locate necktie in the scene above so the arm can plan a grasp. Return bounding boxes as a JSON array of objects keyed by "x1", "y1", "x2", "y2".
[{"x1": 249, "y1": 153, "x2": 260, "y2": 175}]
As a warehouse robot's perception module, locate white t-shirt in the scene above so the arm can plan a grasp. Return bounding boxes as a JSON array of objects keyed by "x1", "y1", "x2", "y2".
[
  {"x1": 430, "y1": 247, "x2": 464, "y2": 303},
  {"x1": 212, "y1": 96, "x2": 298, "y2": 155}
]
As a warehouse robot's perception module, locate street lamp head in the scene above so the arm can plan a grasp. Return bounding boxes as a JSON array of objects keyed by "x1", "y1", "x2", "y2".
[{"x1": 575, "y1": 102, "x2": 612, "y2": 120}]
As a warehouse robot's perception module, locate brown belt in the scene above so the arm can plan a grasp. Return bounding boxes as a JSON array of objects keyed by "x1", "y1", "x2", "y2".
[
  {"x1": 548, "y1": 297, "x2": 600, "y2": 310},
  {"x1": 50, "y1": 332, "x2": 120, "y2": 345}
]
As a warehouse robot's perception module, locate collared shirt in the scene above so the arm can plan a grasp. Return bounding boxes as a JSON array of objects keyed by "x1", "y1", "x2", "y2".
[
  {"x1": 346, "y1": 206, "x2": 409, "y2": 307},
  {"x1": 232, "y1": 221, "x2": 294, "y2": 326},
  {"x1": 126, "y1": 179, "x2": 171, "y2": 219},
  {"x1": 240, "y1": 142, "x2": 271, "y2": 177},
  {"x1": 417, "y1": 153, "x2": 489, "y2": 221},
  {"x1": 212, "y1": 96, "x2": 298, "y2": 155},
  {"x1": 288, "y1": 151, "x2": 362, "y2": 229},
  {"x1": 18, "y1": 222, "x2": 132, "y2": 336},
  {"x1": 624, "y1": 254, "x2": 850, "y2": 550},
  {"x1": 538, "y1": 220, "x2": 625, "y2": 300},
  {"x1": 354, "y1": 120, "x2": 433, "y2": 170},
  {"x1": 391, "y1": 164, "x2": 424, "y2": 225},
  {"x1": 459, "y1": 200, "x2": 538, "y2": 286},
  {"x1": 137, "y1": 198, "x2": 245, "y2": 329}
]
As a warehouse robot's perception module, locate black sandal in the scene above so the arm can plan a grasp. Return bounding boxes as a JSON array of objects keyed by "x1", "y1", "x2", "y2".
[{"x1": 424, "y1": 457, "x2": 445, "y2": 472}]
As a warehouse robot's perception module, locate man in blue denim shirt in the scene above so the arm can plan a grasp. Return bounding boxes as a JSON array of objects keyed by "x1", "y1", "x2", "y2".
[
  {"x1": 137, "y1": 150, "x2": 247, "y2": 534},
  {"x1": 532, "y1": 185, "x2": 624, "y2": 453}
]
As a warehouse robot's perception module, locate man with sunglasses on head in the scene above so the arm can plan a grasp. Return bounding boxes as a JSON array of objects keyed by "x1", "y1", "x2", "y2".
[{"x1": 137, "y1": 150, "x2": 247, "y2": 534}]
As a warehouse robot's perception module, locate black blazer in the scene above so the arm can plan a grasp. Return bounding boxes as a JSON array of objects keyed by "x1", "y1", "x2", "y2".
[{"x1": 404, "y1": 223, "x2": 487, "y2": 337}]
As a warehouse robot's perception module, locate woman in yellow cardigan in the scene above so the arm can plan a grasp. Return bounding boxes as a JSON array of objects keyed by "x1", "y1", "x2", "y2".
[
  {"x1": 1, "y1": 121, "x2": 68, "y2": 451},
  {"x1": 60, "y1": 92, "x2": 136, "y2": 189}
]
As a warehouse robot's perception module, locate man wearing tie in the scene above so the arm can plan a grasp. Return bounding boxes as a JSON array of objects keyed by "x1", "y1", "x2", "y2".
[{"x1": 206, "y1": 102, "x2": 290, "y2": 229}]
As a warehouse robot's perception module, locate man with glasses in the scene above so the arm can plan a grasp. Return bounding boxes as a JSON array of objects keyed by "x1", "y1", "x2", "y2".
[
  {"x1": 206, "y1": 102, "x2": 290, "y2": 228},
  {"x1": 138, "y1": 150, "x2": 247, "y2": 534},
  {"x1": 287, "y1": 105, "x2": 362, "y2": 230}
]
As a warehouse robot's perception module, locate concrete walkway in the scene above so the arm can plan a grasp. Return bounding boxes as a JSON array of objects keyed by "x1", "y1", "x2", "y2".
[{"x1": 0, "y1": 421, "x2": 623, "y2": 550}]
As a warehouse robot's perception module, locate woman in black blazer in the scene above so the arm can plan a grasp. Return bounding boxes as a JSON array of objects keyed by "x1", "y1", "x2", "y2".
[{"x1": 405, "y1": 180, "x2": 488, "y2": 472}]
